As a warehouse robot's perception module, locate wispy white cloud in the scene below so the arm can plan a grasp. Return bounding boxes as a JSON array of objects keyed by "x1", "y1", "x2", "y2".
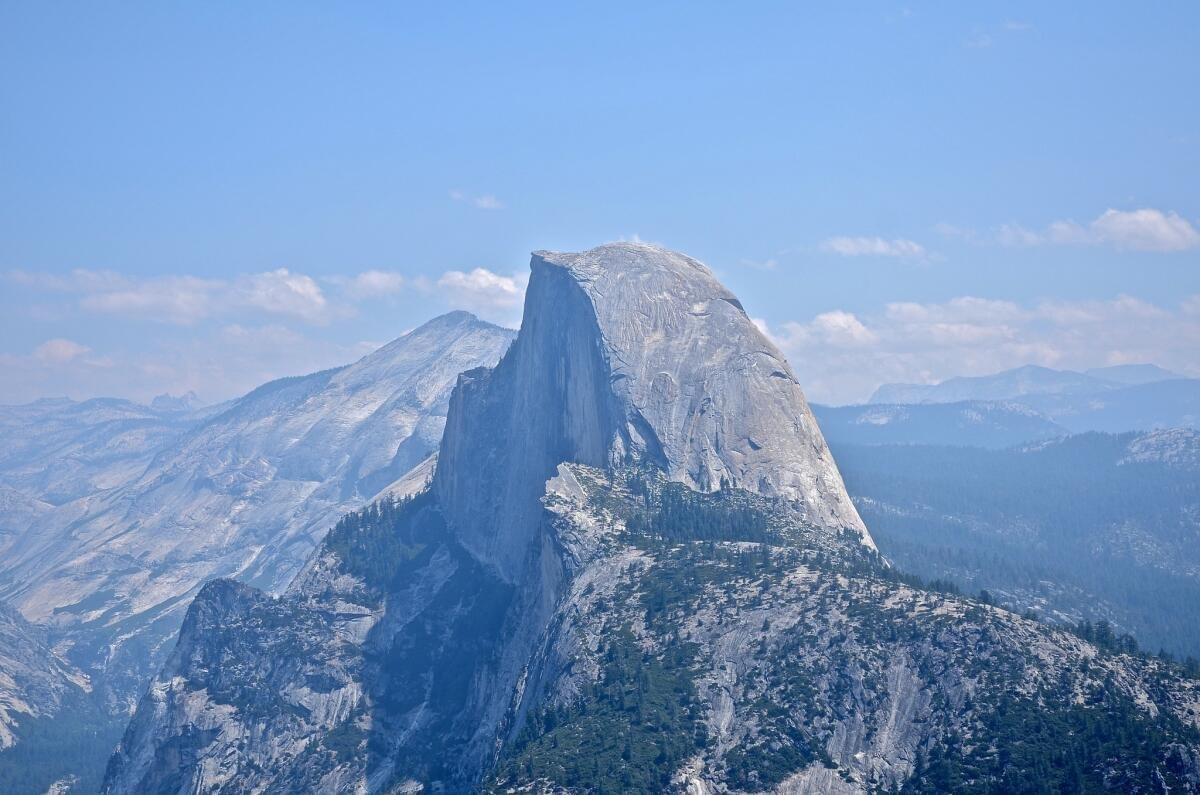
[
  {"x1": 449, "y1": 189, "x2": 505, "y2": 210},
  {"x1": 341, "y1": 270, "x2": 406, "y2": 299},
  {"x1": 965, "y1": 19, "x2": 1033, "y2": 48},
  {"x1": 79, "y1": 275, "x2": 224, "y2": 324},
  {"x1": 233, "y1": 269, "x2": 329, "y2": 322},
  {"x1": 0, "y1": 261, "x2": 532, "y2": 403},
  {"x1": 0, "y1": 325, "x2": 377, "y2": 405},
  {"x1": 1091, "y1": 208, "x2": 1200, "y2": 252},
  {"x1": 9, "y1": 268, "x2": 337, "y2": 325},
  {"x1": 6, "y1": 258, "x2": 532, "y2": 332},
  {"x1": 995, "y1": 223, "x2": 1051, "y2": 247},
  {"x1": 739, "y1": 257, "x2": 779, "y2": 271},
  {"x1": 6, "y1": 268, "x2": 127, "y2": 292},
  {"x1": 939, "y1": 207, "x2": 1200, "y2": 253},
  {"x1": 432, "y1": 267, "x2": 527, "y2": 325},
  {"x1": 783, "y1": 310, "x2": 879, "y2": 348},
  {"x1": 820, "y1": 236, "x2": 927, "y2": 259},
  {"x1": 763, "y1": 294, "x2": 1200, "y2": 404},
  {"x1": 32, "y1": 338, "x2": 90, "y2": 364}
]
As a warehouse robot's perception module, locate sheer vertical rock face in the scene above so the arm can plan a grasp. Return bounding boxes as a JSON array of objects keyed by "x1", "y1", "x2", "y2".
[
  {"x1": 434, "y1": 261, "x2": 623, "y2": 581},
  {"x1": 435, "y1": 242, "x2": 869, "y2": 581}
]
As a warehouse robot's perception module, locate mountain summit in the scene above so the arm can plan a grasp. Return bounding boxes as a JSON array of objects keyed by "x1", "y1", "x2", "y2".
[{"x1": 437, "y1": 242, "x2": 869, "y2": 580}]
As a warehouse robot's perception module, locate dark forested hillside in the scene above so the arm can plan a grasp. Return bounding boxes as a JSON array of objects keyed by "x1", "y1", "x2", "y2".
[{"x1": 831, "y1": 431, "x2": 1200, "y2": 658}]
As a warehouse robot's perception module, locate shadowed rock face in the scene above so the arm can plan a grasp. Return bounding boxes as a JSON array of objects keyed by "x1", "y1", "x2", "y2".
[
  {"x1": 436, "y1": 243, "x2": 870, "y2": 581},
  {"x1": 0, "y1": 600, "x2": 88, "y2": 750}
]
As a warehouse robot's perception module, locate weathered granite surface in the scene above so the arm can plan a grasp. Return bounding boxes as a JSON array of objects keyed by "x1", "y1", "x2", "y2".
[{"x1": 436, "y1": 243, "x2": 870, "y2": 582}]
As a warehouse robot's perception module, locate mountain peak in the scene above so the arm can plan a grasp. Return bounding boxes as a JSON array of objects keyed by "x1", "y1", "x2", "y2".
[
  {"x1": 534, "y1": 239, "x2": 717, "y2": 275},
  {"x1": 532, "y1": 241, "x2": 740, "y2": 308},
  {"x1": 530, "y1": 242, "x2": 848, "y2": 504},
  {"x1": 348, "y1": 311, "x2": 513, "y2": 380},
  {"x1": 413, "y1": 309, "x2": 493, "y2": 330},
  {"x1": 149, "y1": 390, "x2": 202, "y2": 412},
  {"x1": 435, "y1": 243, "x2": 870, "y2": 580}
]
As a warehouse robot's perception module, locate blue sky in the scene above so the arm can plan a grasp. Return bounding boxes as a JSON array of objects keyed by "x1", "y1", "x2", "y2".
[{"x1": 2, "y1": 2, "x2": 1198, "y2": 404}]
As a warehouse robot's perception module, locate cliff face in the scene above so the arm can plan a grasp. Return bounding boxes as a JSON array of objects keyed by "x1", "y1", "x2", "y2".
[
  {"x1": 533, "y1": 245, "x2": 864, "y2": 527},
  {"x1": 0, "y1": 600, "x2": 88, "y2": 750},
  {"x1": 434, "y1": 259, "x2": 621, "y2": 582},
  {"x1": 490, "y1": 465, "x2": 1200, "y2": 793},
  {"x1": 436, "y1": 243, "x2": 868, "y2": 582}
]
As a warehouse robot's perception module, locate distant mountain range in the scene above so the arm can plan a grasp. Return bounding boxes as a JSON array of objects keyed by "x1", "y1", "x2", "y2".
[
  {"x1": 813, "y1": 401, "x2": 1067, "y2": 448},
  {"x1": 830, "y1": 428, "x2": 1200, "y2": 659},
  {"x1": 870, "y1": 363, "x2": 1183, "y2": 404},
  {"x1": 0, "y1": 311, "x2": 513, "y2": 791},
  {"x1": 842, "y1": 364, "x2": 1200, "y2": 440}
]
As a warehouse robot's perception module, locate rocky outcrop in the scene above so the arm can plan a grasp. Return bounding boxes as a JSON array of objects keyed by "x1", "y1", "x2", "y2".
[
  {"x1": 0, "y1": 600, "x2": 89, "y2": 750},
  {"x1": 436, "y1": 243, "x2": 869, "y2": 582},
  {"x1": 0, "y1": 598, "x2": 125, "y2": 793},
  {"x1": 103, "y1": 459, "x2": 1200, "y2": 793},
  {"x1": 534, "y1": 244, "x2": 864, "y2": 525},
  {"x1": 491, "y1": 465, "x2": 1200, "y2": 793},
  {"x1": 1123, "y1": 427, "x2": 1200, "y2": 469}
]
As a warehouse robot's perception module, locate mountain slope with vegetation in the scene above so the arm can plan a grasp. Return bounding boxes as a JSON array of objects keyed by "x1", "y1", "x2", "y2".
[
  {"x1": 102, "y1": 245, "x2": 1200, "y2": 794},
  {"x1": 833, "y1": 429, "x2": 1200, "y2": 659}
]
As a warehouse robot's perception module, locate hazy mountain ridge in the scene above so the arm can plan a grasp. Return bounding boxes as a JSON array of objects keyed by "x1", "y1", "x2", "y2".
[
  {"x1": 863, "y1": 364, "x2": 1199, "y2": 437},
  {"x1": 101, "y1": 245, "x2": 1200, "y2": 794},
  {"x1": 833, "y1": 428, "x2": 1200, "y2": 658},
  {"x1": 0, "y1": 600, "x2": 87, "y2": 751},
  {"x1": 870, "y1": 363, "x2": 1183, "y2": 405},
  {"x1": 1, "y1": 311, "x2": 511, "y2": 623},
  {"x1": 0, "y1": 312, "x2": 513, "y2": 790},
  {"x1": 1018, "y1": 378, "x2": 1200, "y2": 433},
  {"x1": 1085, "y1": 363, "x2": 1183, "y2": 386},
  {"x1": 812, "y1": 400, "x2": 1068, "y2": 448},
  {"x1": 0, "y1": 398, "x2": 202, "y2": 510}
]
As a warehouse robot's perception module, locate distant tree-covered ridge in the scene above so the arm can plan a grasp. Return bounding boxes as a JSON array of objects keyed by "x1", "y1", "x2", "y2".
[{"x1": 830, "y1": 431, "x2": 1200, "y2": 658}]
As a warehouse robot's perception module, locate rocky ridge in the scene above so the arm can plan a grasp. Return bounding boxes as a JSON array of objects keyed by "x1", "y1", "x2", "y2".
[
  {"x1": 0, "y1": 601, "x2": 89, "y2": 751},
  {"x1": 0, "y1": 311, "x2": 513, "y2": 792},
  {"x1": 434, "y1": 243, "x2": 869, "y2": 582}
]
